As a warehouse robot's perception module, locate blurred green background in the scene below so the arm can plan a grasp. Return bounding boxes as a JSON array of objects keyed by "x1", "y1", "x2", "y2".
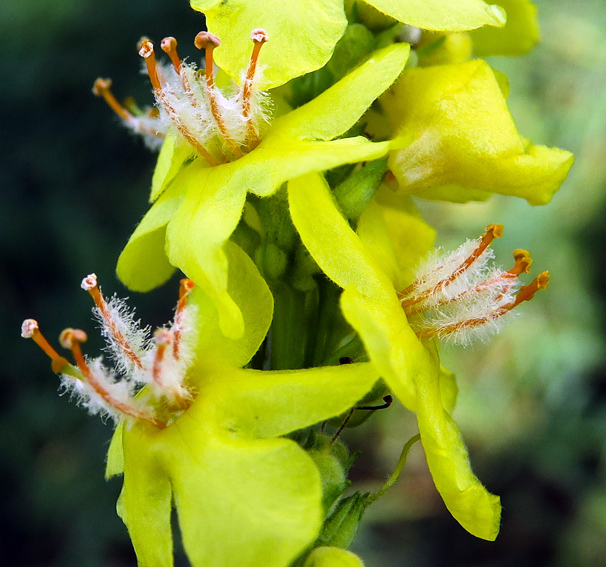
[{"x1": 1, "y1": 1, "x2": 605, "y2": 566}]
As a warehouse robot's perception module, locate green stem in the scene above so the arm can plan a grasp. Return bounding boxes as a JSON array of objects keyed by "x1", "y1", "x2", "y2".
[
  {"x1": 365, "y1": 434, "x2": 421, "y2": 507},
  {"x1": 269, "y1": 281, "x2": 311, "y2": 370}
]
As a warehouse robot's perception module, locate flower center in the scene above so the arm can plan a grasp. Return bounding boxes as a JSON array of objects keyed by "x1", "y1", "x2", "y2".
[
  {"x1": 400, "y1": 225, "x2": 550, "y2": 345},
  {"x1": 94, "y1": 29, "x2": 271, "y2": 165},
  {"x1": 22, "y1": 276, "x2": 199, "y2": 428}
]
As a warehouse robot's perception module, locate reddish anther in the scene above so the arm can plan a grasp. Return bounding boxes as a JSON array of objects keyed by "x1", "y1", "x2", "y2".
[
  {"x1": 139, "y1": 39, "x2": 162, "y2": 91},
  {"x1": 194, "y1": 31, "x2": 243, "y2": 158},
  {"x1": 161, "y1": 36, "x2": 182, "y2": 74}
]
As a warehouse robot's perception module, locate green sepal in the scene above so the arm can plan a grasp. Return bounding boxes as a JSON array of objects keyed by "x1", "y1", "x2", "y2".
[
  {"x1": 333, "y1": 157, "x2": 388, "y2": 220},
  {"x1": 327, "y1": 24, "x2": 376, "y2": 81},
  {"x1": 316, "y1": 492, "x2": 367, "y2": 549},
  {"x1": 308, "y1": 450, "x2": 350, "y2": 514}
]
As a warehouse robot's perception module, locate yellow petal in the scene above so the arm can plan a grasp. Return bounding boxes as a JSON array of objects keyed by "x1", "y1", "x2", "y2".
[{"x1": 385, "y1": 60, "x2": 573, "y2": 204}]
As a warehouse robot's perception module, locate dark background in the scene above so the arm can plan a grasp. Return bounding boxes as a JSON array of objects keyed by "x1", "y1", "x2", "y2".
[{"x1": 1, "y1": 1, "x2": 606, "y2": 566}]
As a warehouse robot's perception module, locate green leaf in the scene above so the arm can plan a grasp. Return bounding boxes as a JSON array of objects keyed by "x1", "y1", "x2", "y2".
[{"x1": 190, "y1": 0, "x2": 348, "y2": 89}]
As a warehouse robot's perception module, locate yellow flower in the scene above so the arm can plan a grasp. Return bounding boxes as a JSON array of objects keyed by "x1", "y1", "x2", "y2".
[{"x1": 288, "y1": 173, "x2": 550, "y2": 540}]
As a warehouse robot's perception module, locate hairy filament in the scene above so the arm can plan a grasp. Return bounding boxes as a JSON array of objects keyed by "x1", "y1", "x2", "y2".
[
  {"x1": 140, "y1": 39, "x2": 219, "y2": 166},
  {"x1": 195, "y1": 32, "x2": 244, "y2": 158},
  {"x1": 60, "y1": 329, "x2": 164, "y2": 428},
  {"x1": 242, "y1": 29, "x2": 268, "y2": 146}
]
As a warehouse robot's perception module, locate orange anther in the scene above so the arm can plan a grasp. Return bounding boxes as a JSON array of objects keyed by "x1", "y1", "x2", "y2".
[
  {"x1": 59, "y1": 328, "x2": 88, "y2": 349},
  {"x1": 508, "y1": 249, "x2": 533, "y2": 275},
  {"x1": 194, "y1": 31, "x2": 221, "y2": 51},
  {"x1": 161, "y1": 36, "x2": 182, "y2": 74},
  {"x1": 251, "y1": 29, "x2": 269, "y2": 44},
  {"x1": 138, "y1": 39, "x2": 162, "y2": 91},
  {"x1": 21, "y1": 319, "x2": 71, "y2": 373}
]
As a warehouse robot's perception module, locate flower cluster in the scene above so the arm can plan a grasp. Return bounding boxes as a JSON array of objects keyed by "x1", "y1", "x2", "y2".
[{"x1": 24, "y1": 1, "x2": 574, "y2": 566}]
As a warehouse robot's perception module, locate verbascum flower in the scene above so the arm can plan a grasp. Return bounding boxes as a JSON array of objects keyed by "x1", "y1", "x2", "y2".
[
  {"x1": 104, "y1": 36, "x2": 411, "y2": 339},
  {"x1": 289, "y1": 172, "x2": 550, "y2": 540},
  {"x1": 22, "y1": 244, "x2": 382, "y2": 567},
  {"x1": 378, "y1": 59, "x2": 573, "y2": 205},
  {"x1": 189, "y1": 0, "x2": 506, "y2": 89}
]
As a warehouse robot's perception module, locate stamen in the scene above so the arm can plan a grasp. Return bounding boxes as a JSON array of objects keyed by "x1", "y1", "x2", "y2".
[
  {"x1": 416, "y1": 271, "x2": 550, "y2": 340},
  {"x1": 139, "y1": 39, "x2": 162, "y2": 91},
  {"x1": 508, "y1": 249, "x2": 533, "y2": 276},
  {"x1": 93, "y1": 78, "x2": 133, "y2": 123},
  {"x1": 400, "y1": 224, "x2": 503, "y2": 309},
  {"x1": 194, "y1": 31, "x2": 243, "y2": 159},
  {"x1": 60, "y1": 328, "x2": 165, "y2": 428},
  {"x1": 510, "y1": 271, "x2": 550, "y2": 307},
  {"x1": 140, "y1": 38, "x2": 219, "y2": 166},
  {"x1": 173, "y1": 278, "x2": 195, "y2": 360},
  {"x1": 21, "y1": 319, "x2": 70, "y2": 373},
  {"x1": 242, "y1": 28, "x2": 268, "y2": 146},
  {"x1": 93, "y1": 78, "x2": 164, "y2": 139},
  {"x1": 160, "y1": 36, "x2": 182, "y2": 74},
  {"x1": 152, "y1": 329, "x2": 172, "y2": 387},
  {"x1": 81, "y1": 274, "x2": 143, "y2": 371},
  {"x1": 405, "y1": 249, "x2": 534, "y2": 318}
]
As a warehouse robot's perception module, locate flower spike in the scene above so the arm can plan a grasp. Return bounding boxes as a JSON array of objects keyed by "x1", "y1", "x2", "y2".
[{"x1": 401, "y1": 225, "x2": 550, "y2": 345}]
